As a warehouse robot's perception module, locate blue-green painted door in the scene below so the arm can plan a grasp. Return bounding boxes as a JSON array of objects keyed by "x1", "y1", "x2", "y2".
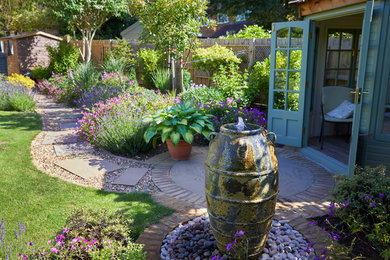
[
  {"x1": 348, "y1": 1, "x2": 373, "y2": 176},
  {"x1": 268, "y1": 20, "x2": 313, "y2": 147}
]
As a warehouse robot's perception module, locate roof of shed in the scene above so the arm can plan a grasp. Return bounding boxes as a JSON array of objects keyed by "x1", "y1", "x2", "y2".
[{"x1": 0, "y1": 31, "x2": 63, "y2": 41}]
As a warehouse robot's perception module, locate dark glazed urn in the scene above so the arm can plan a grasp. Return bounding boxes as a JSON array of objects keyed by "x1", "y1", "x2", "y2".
[{"x1": 204, "y1": 123, "x2": 279, "y2": 259}]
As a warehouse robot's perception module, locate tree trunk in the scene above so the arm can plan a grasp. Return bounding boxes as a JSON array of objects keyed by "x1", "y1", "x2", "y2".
[{"x1": 171, "y1": 57, "x2": 176, "y2": 91}]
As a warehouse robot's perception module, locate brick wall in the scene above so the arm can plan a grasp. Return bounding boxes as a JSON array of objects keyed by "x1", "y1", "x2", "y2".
[{"x1": 17, "y1": 35, "x2": 60, "y2": 74}]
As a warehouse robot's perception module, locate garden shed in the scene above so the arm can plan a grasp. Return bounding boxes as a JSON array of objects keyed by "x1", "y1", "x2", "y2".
[
  {"x1": 267, "y1": 0, "x2": 390, "y2": 175},
  {"x1": 0, "y1": 31, "x2": 62, "y2": 75}
]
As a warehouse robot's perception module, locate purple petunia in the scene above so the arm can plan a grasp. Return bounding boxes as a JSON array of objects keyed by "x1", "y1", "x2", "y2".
[{"x1": 226, "y1": 243, "x2": 232, "y2": 251}]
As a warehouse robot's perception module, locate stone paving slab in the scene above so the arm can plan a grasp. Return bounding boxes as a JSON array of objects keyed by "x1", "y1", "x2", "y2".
[
  {"x1": 43, "y1": 131, "x2": 79, "y2": 145},
  {"x1": 112, "y1": 167, "x2": 149, "y2": 186},
  {"x1": 54, "y1": 143, "x2": 94, "y2": 157},
  {"x1": 55, "y1": 156, "x2": 122, "y2": 179},
  {"x1": 60, "y1": 122, "x2": 79, "y2": 130}
]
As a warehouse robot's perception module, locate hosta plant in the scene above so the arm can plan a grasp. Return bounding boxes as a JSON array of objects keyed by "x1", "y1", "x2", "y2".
[{"x1": 144, "y1": 101, "x2": 214, "y2": 147}]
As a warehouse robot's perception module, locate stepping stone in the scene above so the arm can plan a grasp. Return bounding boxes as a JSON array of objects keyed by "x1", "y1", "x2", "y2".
[
  {"x1": 55, "y1": 156, "x2": 122, "y2": 179},
  {"x1": 112, "y1": 167, "x2": 149, "y2": 186},
  {"x1": 145, "y1": 152, "x2": 175, "y2": 166},
  {"x1": 43, "y1": 131, "x2": 78, "y2": 145},
  {"x1": 57, "y1": 114, "x2": 83, "y2": 120},
  {"x1": 45, "y1": 108, "x2": 75, "y2": 115},
  {"x1": 54, "y1": 143, "x2": 94, "y2": 157},
  {"x1": 60, "y1": 122, "x2": 79, "y2": 130}
]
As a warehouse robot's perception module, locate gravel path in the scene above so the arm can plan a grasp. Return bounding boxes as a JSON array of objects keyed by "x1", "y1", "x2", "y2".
[
  {"x1": 161, "y1": 216, "x2": 317, "y2": 260},
  {"x1": 31, "y1": 93, "x2": 160, "y2": 193}
]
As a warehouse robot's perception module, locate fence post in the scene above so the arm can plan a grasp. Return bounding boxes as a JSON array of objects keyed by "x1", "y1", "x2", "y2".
[{"x1": 248, "y1": 38, "x2": 255, "y2": 68}]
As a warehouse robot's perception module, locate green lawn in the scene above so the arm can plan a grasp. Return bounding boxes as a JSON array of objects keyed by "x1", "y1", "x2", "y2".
[{"x1": 0, "y1": 111, "x2": 173, "y2": 248}]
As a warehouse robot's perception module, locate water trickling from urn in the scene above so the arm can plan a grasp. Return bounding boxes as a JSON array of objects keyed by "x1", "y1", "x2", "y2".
[{"x1": 236, "y1": 117, "x2": 245, "y2": 131}]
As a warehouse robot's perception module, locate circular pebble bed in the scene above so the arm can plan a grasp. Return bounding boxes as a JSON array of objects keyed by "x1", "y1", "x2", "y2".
[{"x1": 161, "y1": 216, "x2": 316, "y2": 260}]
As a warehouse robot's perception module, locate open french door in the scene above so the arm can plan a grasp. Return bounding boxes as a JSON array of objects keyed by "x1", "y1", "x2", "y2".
[{"x1": 267, "y1": 20, "x2": 315, "y2": 147}]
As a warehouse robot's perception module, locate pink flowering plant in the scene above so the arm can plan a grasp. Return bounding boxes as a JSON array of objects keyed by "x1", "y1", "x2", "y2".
[{"x1": 24, "y1": 208, "x2": 146, "y2": 259}]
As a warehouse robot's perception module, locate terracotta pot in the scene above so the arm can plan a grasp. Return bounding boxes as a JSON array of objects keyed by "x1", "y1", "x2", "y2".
[{"x1": 166, "y1": 139, "x2": 193, "y2": 161}]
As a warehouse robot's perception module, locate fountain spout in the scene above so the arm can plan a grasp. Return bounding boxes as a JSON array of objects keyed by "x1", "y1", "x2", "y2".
[{"x1": 236, "y1": 117, "x2": 245, "y2": 131}]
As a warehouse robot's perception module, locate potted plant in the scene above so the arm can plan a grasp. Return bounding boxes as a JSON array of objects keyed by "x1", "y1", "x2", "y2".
[{"x1": 144, "y1": 101, "x2": 215, "y2": 160}]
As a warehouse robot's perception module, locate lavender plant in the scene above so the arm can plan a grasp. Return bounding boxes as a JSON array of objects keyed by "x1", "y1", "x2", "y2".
[{"x1": 0, "y1": 78, "x2": 35, "y2": 111}]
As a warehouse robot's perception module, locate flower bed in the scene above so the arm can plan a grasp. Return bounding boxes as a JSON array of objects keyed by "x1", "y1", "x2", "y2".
[
  {"x1": 76, "y1": 92, "x2": 176, "y2": 156},
  {"x1": 0, "y1": 76, "x2": 35, "y2": 112}
]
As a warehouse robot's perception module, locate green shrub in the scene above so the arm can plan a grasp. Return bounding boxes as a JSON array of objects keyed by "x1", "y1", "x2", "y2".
[
  {"x1": 73, "y1": 62, "x2": 99, "y2": 91},
  {"x1": 0, "y1": 78, "x2": 35, "y2": 111},
  {"x1": 103, "y1": 56, "x2": 126, "y2": 74},
  {"x1": 152, "y1": 68, "x2": 171, "y2": 93},
  {"x1": 137, "y1": 48, "x2": 164, "y2": 88},
  {"x1": 47, "y1": 41, "x2": 80, "y2": 74},
  {"x1": 249, "y1": 58, "x2": 270, "y2": 105},
  {"x1": 110, "y1": 38, "x2": 137, "y2": 73},
  {"x1": 8, "y1": 93, "x2": 35, "y2": 111},
  {"x1": 30, "y1": 66, "x2": 51, "y2": 80},
  {"x1": 212, "y1": 64, "x2": 251, "y2": 106},
  {"x1": 182, "y1": 69, "x2": 192, "y2": 89},
  {"x1": 250, "y1": 50, "x2": 301, "y2": 109},
  {"x1": 191, "y1": 43, "x2": 241, "y2": 78},
  {"x1": 221, "y1": 25, "x2": 271, "y2": 39},
  {"x1": 180, "y1": 84, "x2": 224, "y2": 107},
  {"x1": 331, "y1": 166, "x2": 390, "y2": 258}
]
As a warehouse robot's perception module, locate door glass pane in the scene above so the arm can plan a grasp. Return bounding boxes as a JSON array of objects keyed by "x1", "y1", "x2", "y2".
[
  {"x1": 275, "y1": 71, "x2": 287, "y2": 89},
  {"x1": 341, "y1": 32, "x2": 353, "y2": 50},
  {"x1": 290, "y1": 27, "x2": 303, "y2": 48},
  {"x1": 339, "y1": 51, "x2": 352, "y2": 68},
  {"x1": 325, "y1": 70, "x2": 337, "y2": 86},
  {"x1": 337, "y1": 70, "x2": 350, "y2": 86},
  {"x1": 273, "y1": 91, "x2": 285, "y2": 110},
  {"x1": 326, "y1": 51, "x2": 339, "y2": 69},
  {"x1": 328, "y1": 33, "x2": 340, "y2": 50},
  {"x1": 289, "y1": 50, "x2": 302, "y2": 69},
  {"x1": 276, "y1": 50, "x2": 288, "y2": 69},
  {"x1": 277, "y1": 28, "x2": 289, "y2": 48},
  {"x1": 287, "y1": 93, "x2": 299, "y2": 111},
  {"x1": 288, "y1": 72, "x2": 300, "y2": 91},
  {"x1": 382, "y1": 79, "x2": 390, "y2": 134}
]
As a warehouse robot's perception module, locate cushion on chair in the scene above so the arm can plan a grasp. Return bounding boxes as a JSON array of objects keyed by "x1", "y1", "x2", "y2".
[{"x1": 326, "y1": 100, "x2": 354, "y2": 119}]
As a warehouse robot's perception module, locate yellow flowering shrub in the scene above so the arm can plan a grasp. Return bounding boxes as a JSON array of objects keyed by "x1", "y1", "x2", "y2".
[{"x1": 6, "y1": 73, "x2": 35, "y2": 89}]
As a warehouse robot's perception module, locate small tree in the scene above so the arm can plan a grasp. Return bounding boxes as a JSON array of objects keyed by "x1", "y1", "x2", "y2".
[
  {"x1": 46, "y1": 0, "x2": 127, "y2": 62},
  {"x1": 129, "y1": 0, "x2": 209, "y2": 90}
]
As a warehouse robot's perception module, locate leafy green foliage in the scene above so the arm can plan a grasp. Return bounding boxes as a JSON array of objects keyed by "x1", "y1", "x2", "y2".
[
  {"x1": 182, "y1": 69, "x2": 192, "y2": 89},
  {"x1": 103, "y1": 56, "x2": 126, "y2": 74},
  {"x1": 152, "y1": 68, "x2": 171, "y2": 93},
  {"x1": 0, "y1": 77, "x2": 35, "y2": 112},
  {"x1": 30, "y1": 66, "x2": 51, "y2": 80},
  {"x1": 47, "y1": 41, "x2": 80, "y2": 75},
  {"x1": 137, "y1": 48, "x2": 164, "y2": 88},
  {"x1": 250, "y1": 50, "x2": 301, "y2": 108},
  {"x1": 45, "y1": 0, "x2": 127, "y2": 62},
  {"x1": 213, "y1": 64, "x2": 251, "y2": 106},
  {"x1": 249, "y1": 58, "x2": 270, "y2": 105},
  {"x1": 331, "y1": 166, "x2": 390, "y2": 258},
  {"x1": 180, "y1": 84, "x2": 224, "y2": 107},
  {"x1": 129, "y1": 0, "x2": 208, "y2": 62},
  {"x1": 109, "y1": 38, "x2": 137, "y2": 74},
  {"x1": 73, "y1": 62, "x2": 100, "y2": 90},
  {"x1": 144, "y1": 101, "x2": 215, "y2": 146},
  {"x1": 221, "y1": 25, "x2": 271, "y2": 39},
  {"x1": 191, "y1": 44, "x2": 241, "y2": 77}
]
